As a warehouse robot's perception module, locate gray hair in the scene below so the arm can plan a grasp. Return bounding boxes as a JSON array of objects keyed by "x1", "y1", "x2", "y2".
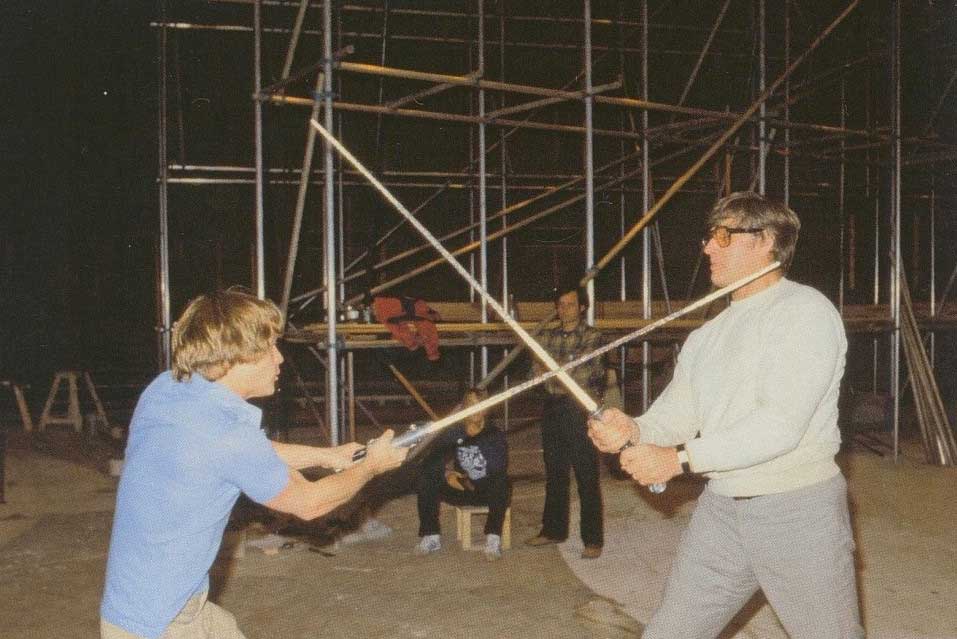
[{"x1": 708, "y1": 191, "x2": 801, "y2": 271}]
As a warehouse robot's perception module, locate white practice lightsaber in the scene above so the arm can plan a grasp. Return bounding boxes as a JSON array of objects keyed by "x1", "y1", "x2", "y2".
[
  {"x1": 312, "y1": 119, "x2": 598, "y2": 412},
  {"x1": 351, "y1": 258, "x2": 782, "y2": 494}
]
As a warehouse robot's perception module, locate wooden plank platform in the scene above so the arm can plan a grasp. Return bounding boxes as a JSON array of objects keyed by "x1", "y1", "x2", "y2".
[{"x1": 288, "y1": 301, "x2": 957, "y2": 351}]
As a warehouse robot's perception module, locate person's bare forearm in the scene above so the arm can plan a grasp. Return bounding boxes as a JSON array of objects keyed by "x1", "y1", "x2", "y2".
[
  {"x1": 271, "y1": 441, "x2": 339, "y2": 470},
  {"x1": 267, "y1": 462, "x2": 376, "y2": 520},
  {"x1": 267, "y1": 430, "x2": 404, "y2": 520},
  {"x1": 301, "y1": 462, "x2": 377, "y2": 519}
]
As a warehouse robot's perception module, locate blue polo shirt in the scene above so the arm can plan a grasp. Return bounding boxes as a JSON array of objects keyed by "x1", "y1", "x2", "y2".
[{"x1": 100, "y1": 372, "x2": 289, "y2": 638}]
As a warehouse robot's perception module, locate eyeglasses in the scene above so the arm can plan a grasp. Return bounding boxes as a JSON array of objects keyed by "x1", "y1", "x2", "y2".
[{"x1": 702, "y1": 225, "x2": 764, "y2": 248}]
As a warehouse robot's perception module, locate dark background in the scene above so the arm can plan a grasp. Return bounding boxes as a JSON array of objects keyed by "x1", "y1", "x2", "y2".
[
  {"x1": 2, "y1": 2, "x2": 156, "y2": 386},
  {"x1": 1, "y1": 1, "x2": 955, "y2": 403}
]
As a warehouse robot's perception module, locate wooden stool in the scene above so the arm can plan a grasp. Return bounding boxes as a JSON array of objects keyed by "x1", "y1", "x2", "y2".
[
  {"x1": 38, "y1": 371, "x2": 108, "y2": 435},
  {"x1": 454, "y1": 505, "x2": 511, "y2": 550}
]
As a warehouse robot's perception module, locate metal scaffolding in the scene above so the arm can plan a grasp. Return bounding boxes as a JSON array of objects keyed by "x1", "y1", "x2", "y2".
[{"x1": 153, "y1": 0, "x2": 957, "y2": 460}]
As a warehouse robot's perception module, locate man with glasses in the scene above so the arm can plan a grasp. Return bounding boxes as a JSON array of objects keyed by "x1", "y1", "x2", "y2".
[{"x1": 589, "y1": 192, "x2": 863, "y2": 638}]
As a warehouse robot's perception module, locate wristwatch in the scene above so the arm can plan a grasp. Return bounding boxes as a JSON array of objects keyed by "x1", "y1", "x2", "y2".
[{"x1": 675, "y1": 443, "x2": 691, "y2": 474}]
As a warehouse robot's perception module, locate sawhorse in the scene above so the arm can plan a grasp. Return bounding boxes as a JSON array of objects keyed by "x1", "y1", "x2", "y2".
[{"x1": 37, "y1": 371, "x2": 109, "y2": 436}]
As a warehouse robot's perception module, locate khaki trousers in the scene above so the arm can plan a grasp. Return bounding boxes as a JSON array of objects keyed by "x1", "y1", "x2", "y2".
[{"x1": 101, "y1": 591, "x2": 246, "y2": 639}]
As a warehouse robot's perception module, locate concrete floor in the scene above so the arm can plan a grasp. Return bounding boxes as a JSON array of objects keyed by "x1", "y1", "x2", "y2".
[
  {"x1": 555, "y1": 448, "x2": 957, "y2": 639},
  {"x1": 1, "y1": 425, "x2": 955, "y2": 639}
]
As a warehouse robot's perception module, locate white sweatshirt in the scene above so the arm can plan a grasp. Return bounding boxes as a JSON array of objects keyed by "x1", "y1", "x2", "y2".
[{"x1": 637, "y1": 278, "x2": 847, "y2": 497}]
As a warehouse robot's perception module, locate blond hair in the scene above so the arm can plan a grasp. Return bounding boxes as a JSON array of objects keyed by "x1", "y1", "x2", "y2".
[
  {"x1": 171, "y1": 289, "x2": 283, "y2": 381},
  {"x1": 709, "y1": 191, "x2": 801, "y2": 271}
]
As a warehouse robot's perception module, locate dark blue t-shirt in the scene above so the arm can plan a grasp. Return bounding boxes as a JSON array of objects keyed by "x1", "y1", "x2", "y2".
[{"x1": 432, "y1": 425, "x2": 507, "y2": 488}]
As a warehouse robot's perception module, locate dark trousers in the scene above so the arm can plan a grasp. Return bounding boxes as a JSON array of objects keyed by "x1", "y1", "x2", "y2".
[
  {"x1": 540, "y1": 394, "x2": 604, "y2": 546},
  {"x1": 416, "y1": 458, "x2": 510, "y2": 537}
]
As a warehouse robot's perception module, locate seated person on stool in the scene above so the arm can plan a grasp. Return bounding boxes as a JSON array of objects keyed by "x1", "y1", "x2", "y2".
[{"x1": 415, "y1": 388, "x2": 510, "y2": 560}]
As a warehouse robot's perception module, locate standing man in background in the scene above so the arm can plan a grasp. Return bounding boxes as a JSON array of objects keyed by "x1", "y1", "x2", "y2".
[{"x1": 525, "y1": 282, "x2": 619, "y2": 560}]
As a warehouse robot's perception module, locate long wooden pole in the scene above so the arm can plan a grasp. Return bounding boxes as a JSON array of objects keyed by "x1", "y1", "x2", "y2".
[
  {"x1": 328, "y1": 60, "x2": 874, "y2": 139},
  {"x1": 270, "y1": 92, "x2": 641, "y2": 138},
  {"x1": 254, "y1": 44, "x2": 883, "y2": 140}
]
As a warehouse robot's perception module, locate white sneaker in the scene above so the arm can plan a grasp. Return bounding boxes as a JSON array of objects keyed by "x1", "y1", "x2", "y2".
[
  {"x1": 484, "y1": 534, "x2": 502, "y2": 561},
  {"x1": 414, "y1": 534, "x2": 441, "y2": 555}
]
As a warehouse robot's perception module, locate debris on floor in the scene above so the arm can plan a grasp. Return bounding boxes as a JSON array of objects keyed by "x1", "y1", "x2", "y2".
[
  {"x1": 245, "y1": 533, "x2": 297, "y2": 556},
  {"x1": 575, "y1": 597, "x2": 642, "y2": 637},
  {"x1": 339, "y1": 517, "x2": 393, "y2": 545}
]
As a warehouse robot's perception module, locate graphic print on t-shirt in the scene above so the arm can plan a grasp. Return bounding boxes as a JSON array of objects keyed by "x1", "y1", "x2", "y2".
[{"x1": 456, "y1": 445, "x2": 488, "y2": 481}]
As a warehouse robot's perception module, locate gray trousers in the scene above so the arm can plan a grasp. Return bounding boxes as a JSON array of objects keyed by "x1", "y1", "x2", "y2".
[{"x1": 644, "y1": 473, "x2": 864, "y2": 639}]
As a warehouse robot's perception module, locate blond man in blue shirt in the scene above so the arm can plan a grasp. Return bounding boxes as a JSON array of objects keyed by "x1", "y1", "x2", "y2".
[{"x1": 101, "y1": 290, "x2": 406, "y2": 639}]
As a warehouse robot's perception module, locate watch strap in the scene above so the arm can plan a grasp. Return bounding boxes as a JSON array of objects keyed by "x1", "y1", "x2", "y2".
[{"x1": 676, "y1": 443, "x2": 691, "y2": 474}]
